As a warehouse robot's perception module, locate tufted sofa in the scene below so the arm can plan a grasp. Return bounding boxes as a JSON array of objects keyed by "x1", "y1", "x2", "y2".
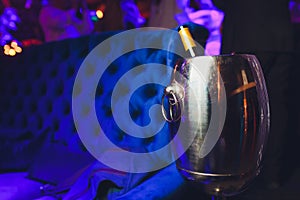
[
  {"x1": 0, "y1": 25, "x2": 209, "y2": 199},
  {"x1": 0, "y1": 32, "x2": 113, "y2": 172}
]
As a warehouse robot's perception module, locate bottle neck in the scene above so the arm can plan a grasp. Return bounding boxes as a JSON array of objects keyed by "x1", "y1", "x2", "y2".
[{"x1": 178, "y1": 25, "x2": 197, "y2": 57}]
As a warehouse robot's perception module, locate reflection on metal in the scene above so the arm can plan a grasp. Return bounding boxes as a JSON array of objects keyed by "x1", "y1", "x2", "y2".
[
  {"x1": 231, "y1": 82, "x2": 256, "y2": 96},
  {"x1": 178, "y1": 166, "x2": 234, "y2": 177},
  {"x1": 242, "y1": 69, "x2": 249, "y2": 136},
  {"x1": 217, "y1": 62, "x2": 221, "y2": 103}
]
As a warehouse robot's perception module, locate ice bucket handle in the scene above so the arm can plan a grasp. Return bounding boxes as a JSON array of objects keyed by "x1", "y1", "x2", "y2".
[{"x1": 161, "y1": 61, "x2": 185, "y2": 123}]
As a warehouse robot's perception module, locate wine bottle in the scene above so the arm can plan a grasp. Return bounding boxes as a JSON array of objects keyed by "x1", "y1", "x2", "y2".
[{"x1": 177, "y1": 25, "x2": 202, "y2": 58}]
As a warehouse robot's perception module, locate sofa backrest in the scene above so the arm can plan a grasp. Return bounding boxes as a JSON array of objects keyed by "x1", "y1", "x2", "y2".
[{"x1": 0, "y1": 26, "x2": 209, "y2": 171}]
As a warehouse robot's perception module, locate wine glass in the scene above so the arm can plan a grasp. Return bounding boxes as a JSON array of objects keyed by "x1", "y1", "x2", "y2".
[{"x1": 162, "y1": 54, "x2": 270, "y2": 199}]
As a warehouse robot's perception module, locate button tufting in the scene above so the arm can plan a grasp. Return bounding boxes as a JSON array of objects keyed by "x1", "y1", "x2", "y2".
[
  {"x1": 38, "y1": 82, "x2": 48, "y2": 96},
  {"x1": 0, "y1": 31, "x2": 201, "y2": 156},
  {"x1": 107, "y1": 64, "x2": 119, "y2": 75},
  {"x1": 67, "y1": 65, "x2": 76, "y2": 78},
  {"x1": 84, "y1": 63, "x2": 96, "y2": 77},
  {"x1": 50, "y1": 68, "x2": 58, "y2": 78}
]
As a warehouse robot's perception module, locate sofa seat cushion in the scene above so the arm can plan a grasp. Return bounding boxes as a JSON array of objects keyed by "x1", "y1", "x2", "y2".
[
  {"x1": 63, "y1": 162, "x2": 184, "y2": 200},
  {"x1": 0, "y1": 172, "x2": 43, "y2": 200},
  {"x1": 27, "y1": 142, "x2": 95, "y2": 185}
]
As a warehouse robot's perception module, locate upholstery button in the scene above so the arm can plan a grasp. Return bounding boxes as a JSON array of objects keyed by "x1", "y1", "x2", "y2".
[
  {"x1": 53, "y1": 118, "x2": 59, "y2": 132},
  {"x1": 73, "y1": 80, "x2": 82, "y2": 97},
  {"x1": 143, "y1": 86, "x2": 158, "y2": 98},
  {"x1": 67, "y1": 65, "x2": 76, "y2": 78},
  {"x1": 15, "y1": 100, "x2": 23, "y2": 112},
  {"x1": 116, "y1": 130, "x2": 125, "y2": 141},
  {"x1": 24, "y1": 85, "x2": 32, "y2": 96},
  {"x1": 107, "y1": 64, "x2": 119, "y2": 75},
  {"x1": 28, "y1": 101, "x2": 38, "y2": 113},
  {"x1": 27, "y1": 114, "x2": 43, "y2": 131},
  {"x1": 82, "y1": 104, "x2": 91, "y2": 116},
  {"x1": 95, "y1": 85, "x2": 104, "y2": 97},
  {"x1": 63, "y1": 101, "x2": 71, "y2": 115},
  {"x1": 80, "y1": 48, "x2": 89, "y2": 57},
  {"x1": 35, "y1": 68, "x2": 42, "y2": 79},
  {"x1": 72, "y1": 124, "x2": 77, "y2": 134},
  {"x1": 103, "y1": 105, "x2": 112, "y2": 117},
  {"x1": 14, "y1": 114, "x2": 27, "y2": 129},
  {"x1": 130, "y1": 109, "x2": 142, "y2": 121},
  {"x1": 145, "y1": 136, "x2": 155, "y2": 145},
  {"x1": 38, "y1": 82, "x2": 47, "y2": 96},
  {"x1": 54, "y1": 81, "x2": 64, "y2": 96},
  {"x1": 45, "y1": 101, "x2": 53, "y2": 114},
  {"x1": 50, "y1": 68, "x2": 58, "y2": 78},
  {"x1": 85, "y1": 64, "x2": 95, "y2": 77}
]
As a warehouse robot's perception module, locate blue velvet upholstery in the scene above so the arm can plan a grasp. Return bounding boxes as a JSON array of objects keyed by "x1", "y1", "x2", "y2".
[
  {"x1": 0, "y1": 33, "x2": 114, "y2": 171},
  {"x1": 0, "y1": 24, "x2": 209, "y2": 199}
]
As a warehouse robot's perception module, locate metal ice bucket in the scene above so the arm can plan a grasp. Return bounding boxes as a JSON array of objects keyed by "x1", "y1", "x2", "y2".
[{"x1": 162, "y1": 54, "x2": 270, "y2": 196}]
